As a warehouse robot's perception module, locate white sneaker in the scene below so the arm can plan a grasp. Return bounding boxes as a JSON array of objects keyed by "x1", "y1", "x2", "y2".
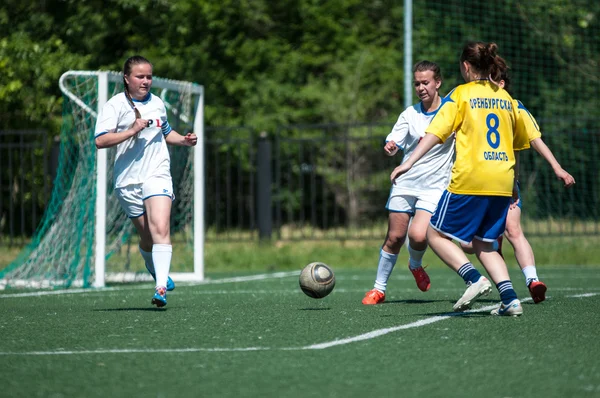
[
  {"x1": 491, "y1": 299, "x2": 523, "y2": 316},
  {"x1": 453, "y1": 276, "x2": 493, "y2": 312}
]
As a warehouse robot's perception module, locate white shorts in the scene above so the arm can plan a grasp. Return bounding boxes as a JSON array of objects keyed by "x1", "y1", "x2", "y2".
[
  {"x1": 386, "y1": 194, "x2": 439, "y2": 214},
  {"x1": 115, "y1": 174, "x2": 175, "y2": 218}
]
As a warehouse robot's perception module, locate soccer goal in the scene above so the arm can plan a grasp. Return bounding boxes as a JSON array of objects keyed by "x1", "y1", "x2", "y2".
[{"x1": 0, "y1": 71, "x2": 205, "y2": 289}]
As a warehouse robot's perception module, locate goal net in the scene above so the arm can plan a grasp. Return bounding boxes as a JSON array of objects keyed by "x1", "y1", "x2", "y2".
[{"x1": 0, "y1": 71, "x2": 205, "y2": 289}]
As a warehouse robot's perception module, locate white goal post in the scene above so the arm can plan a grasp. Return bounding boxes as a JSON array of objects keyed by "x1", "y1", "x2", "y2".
[{"x1": 60, "y1": 70, "x2": 205, "y2": 287}]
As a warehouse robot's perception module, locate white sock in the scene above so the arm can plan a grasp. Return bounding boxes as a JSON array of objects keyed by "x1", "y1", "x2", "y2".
[
  {"x1": 152, "y1": 244, "x2": 172, "y2": 288},
  {"x1": 139, "y1": 247, "x2": 155, "y2": 275},
  {"x1": 374, "y1": 249, "x2": 398, "y2": 292},
  {"x1": 521, "y1": 265, "x2": 538, "y2": 286},
  {"x1": 408, "y1": 243, "x2": 426, "y2": 270}
]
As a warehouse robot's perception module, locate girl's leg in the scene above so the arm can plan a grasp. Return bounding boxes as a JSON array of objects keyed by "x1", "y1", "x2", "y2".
[
  {"x1": 407, "y1": 210, "x2": 433, "y2": 291},
  {"x1": 363, "y1": 212, "x2": 410, "y2": 304},
  {"x1": 144, "y1": 196, "x2": 172, "y2": 290},
  {"x1": 504, "y1": 206, "x2": 546, "y2": 302}
]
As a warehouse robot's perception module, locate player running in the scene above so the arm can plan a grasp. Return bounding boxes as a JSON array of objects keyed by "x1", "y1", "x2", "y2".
[
  {"x1": 362, "y1": 61, "x2": 454, "y2": 305},
  {"x1": 94, "y1": 55, "x2": 198, "y2": 307},
  {"x1": 461, "y1": 70, "x2": 575, "y2": 303},
  {"x1": 390, "y1": 42, "x2": 530, "y2": 316}
]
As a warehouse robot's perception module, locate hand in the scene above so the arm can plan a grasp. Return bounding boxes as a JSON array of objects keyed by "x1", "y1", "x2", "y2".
[
  {"x1": 184, "y1": 132, "x2": 198, "y2": 146},
  {"x1": 390, "y1": 164, "x2": 410, "y2": 183},
  {"x1": 384, "y1": 141, "x2": 399, "y2": 156},
  {"x1": 132, "y1": 118, "x2": 148, "y2": 133},
  {"x1": 555, "y1": 168, "x2": 575, "y2": 187},
  {"x1": 510, "y1": 183, "x2": 520, "y2": 210}
]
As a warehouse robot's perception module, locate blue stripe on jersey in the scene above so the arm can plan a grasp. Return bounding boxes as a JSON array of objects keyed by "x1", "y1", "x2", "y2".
[
  {"x1": 132, "y1": 93, "x2": 151, "y2": 103},
  {"x1": 95, "y1": 131, "x2": 109, "y2": 138},
  {"x1": 428, "y1": 89, "x2": 456, "y2": 126},
  {"x1": 517, "y1": 100, "x2": 540, "y2": 131},
  {"x1": 420, "y1": 102, "x2": 439, "y2": 117},
  {"x1": 162, "y1": 121, "x2": 172, "y2": 136}
]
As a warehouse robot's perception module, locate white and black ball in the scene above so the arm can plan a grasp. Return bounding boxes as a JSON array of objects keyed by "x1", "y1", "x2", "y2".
[{"x1": 299, "y1": 262, "x2": 336, "y2": 299}]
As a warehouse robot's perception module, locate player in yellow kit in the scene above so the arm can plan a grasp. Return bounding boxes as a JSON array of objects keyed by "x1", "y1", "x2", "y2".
[
  {"x1": 390, "y1": 41, "x2": 529, "y2": 316},
  {"x1": 461, "y1": 70, "x2": 575, "y2": 303}
]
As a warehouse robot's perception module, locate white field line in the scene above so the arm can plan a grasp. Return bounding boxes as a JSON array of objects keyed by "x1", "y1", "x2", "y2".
[
  {"x1": 0, "y1": 271, "x2": 300, "y2": 299},
  {"x1": 3, "y1": 286, "x2": 598, "y2": 298},
  {"x1": 0, "y1": 298, "x2": 541, "y2": 356},
  {"x1": 567, "y1": 292, "x2": 600, "y2": 298}
]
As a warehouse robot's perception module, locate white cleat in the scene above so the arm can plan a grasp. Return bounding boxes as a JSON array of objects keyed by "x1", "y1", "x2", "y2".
[
  {"x1": 453, "y1": 276, "x2": 493, "y2": 312},
  {"x1": 491, "y1": 299, "x2": 523, "y2": 316}
]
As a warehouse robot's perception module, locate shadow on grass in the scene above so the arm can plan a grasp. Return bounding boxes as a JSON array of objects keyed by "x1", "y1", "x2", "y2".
[
  {"x1": 93, "y1": 308, "x2": 167, "y2": 312},
  {"x1": 298, "y1": 307, "x2": 331, "y2": 311},
  {"x1": 384, "y1": 299, "x2": 448, "y2": 305},
  {"x1": 418, "y1": 311, "x2": 491, "y2": 318}
]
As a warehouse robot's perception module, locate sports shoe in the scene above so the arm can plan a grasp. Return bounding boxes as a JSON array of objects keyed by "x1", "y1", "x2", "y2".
[
  {"x1": 145, "y1": 265, "x2": 175, "y2": 291},
  {"x1": 151, "y1": 286, "x2": 167, "y2": 308},
  {"x1": 491, "y1": 299, "x2": 523, "y2": 316},
  {"x1": 409, "y1": 264, "x2": 431, "y2": 292},
  {"x1": 453, "y1": 276, "x2": 493, "y2": 312},
  {"x1": 528, "y1": 280, "x2": 547, "y2": 304},
  {"x1": 362, "y1": 289, "x2": 385, "y2": 305}
]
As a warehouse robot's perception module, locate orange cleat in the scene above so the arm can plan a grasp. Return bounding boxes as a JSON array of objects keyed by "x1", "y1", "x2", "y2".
[
  {"x1": 362, "y1": 289, "x2": 386, "y2": 305},
  {"x1": 528, "y1": 280, "x2": 547, "y2": 304},
  {"x1": 409, "y1": 265, "x2": 431, "y2": 292}
]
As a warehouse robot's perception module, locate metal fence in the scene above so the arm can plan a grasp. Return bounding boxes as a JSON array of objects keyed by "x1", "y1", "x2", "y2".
[
  {"x1": 2, "y1": 124, "x2": 599, "y2": 246},
  {"x1": 0, "y1": 130, "x2": 57, "y2": 245}
]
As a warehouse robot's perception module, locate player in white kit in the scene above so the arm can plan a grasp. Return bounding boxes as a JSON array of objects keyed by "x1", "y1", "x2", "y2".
[
  {"x1": 94, "y1": 55, "x2": 197, "y2": 307},
  {"x1": 363, "y1": 61, "x2": 454, "y2": 305}
]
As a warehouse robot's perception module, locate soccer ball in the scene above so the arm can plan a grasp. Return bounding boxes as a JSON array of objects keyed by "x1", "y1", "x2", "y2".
[{"x1": 299, "y1": 262, "x2": 336, "y2": 299}]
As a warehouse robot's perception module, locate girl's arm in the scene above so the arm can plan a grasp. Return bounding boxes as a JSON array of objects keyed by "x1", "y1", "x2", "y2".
[
  {"x1": 165, "y1": 130, "x2": 198, "y2": 147},
  {"x1": 95, "y1": 118, "x2": 148, "y2": 149},
  {"x1": 530, "y1": 138, "x2": 575, "y2": 187}
]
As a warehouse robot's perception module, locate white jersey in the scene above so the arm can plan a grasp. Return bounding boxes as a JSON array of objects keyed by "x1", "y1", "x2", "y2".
[
  {"x1": 388, "y1": 102, "x2": 454, "y2": 197},
  {"x1": 94, "y1": 93, "x2": 173, "y2": 188}
]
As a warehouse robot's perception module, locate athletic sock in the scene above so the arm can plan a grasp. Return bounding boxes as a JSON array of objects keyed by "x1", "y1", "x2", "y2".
[
  {"x1": 139, "y1": 246, "x2": 155, "y2": 275},
  {"x1": 407, "y1": 244, "x2": 426, "y2": 270},
  {"x1": 496, "y1": 280, "x2": 518, "y2": 305},
  {"x1": 457, "y1": 262, "x2": 482, "y2": 285},
  {"x1": 152, "y1": 244, "x2": 172, "y2": 289},
  {"x1": 374, "y1": 249, "x2": 398, "y2": 293},
  {"x1": 521, "y1": 265, "x2": 539, "y2": 287}
]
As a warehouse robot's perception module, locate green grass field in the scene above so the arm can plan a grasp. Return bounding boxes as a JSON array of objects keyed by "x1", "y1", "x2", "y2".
[{"x1": 1, "y1": 265, "x2": 599, "y2": 398}]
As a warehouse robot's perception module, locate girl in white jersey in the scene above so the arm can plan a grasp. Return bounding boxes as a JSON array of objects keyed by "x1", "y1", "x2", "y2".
[
  {"x1": 363, "y1": 61, "x2": 454, "y2": 305},
  {"x1": 94, "y1": 55, "x2": 198, "y2": 307}
]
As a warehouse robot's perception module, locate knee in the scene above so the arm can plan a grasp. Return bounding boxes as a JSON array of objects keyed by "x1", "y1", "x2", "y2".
[
  {"x1": 504, "y1": 220, "x2": 522, "y2": 241},
  {"x1": 385, "y1": 230, "x2": 406, "y2": 249},
  {"x1": 408, "y1": 230, "x2": 427, "y2": 247}
]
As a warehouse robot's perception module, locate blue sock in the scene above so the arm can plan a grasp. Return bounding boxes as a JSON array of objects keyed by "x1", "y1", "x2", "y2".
[
  {"x1": 457, "y1": 262, "x2": 482, "y2": 285},
  {"x1": 496, "y1": 280, "x2": 518, "y2": 305}
]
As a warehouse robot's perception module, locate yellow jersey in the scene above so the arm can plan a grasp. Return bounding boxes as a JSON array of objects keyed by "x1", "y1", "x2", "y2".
[
  {"x1": 515, "y1": 99, "x2": 542, "y2": 142},
  {"x1": 426, "y1": 80, "x2": 530, "y2": 196}
]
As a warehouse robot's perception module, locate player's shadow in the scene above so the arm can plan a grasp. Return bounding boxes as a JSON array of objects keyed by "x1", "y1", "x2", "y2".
[
  {"x1": 299, "y1": 307, "x2": 331, "y2": 311},
  {"x1": 418, "y1": 310, "x2": 490, "y2": 318},
  {"x1": 384, "y1": 299, "x2": 446, "y2": 305},
  {"x1": 93, "y1": 307, "x2": 167, "y2": 312}
]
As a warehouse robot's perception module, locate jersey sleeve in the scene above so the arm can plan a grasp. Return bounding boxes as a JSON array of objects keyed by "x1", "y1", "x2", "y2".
[
  {"x1": 426, "y1": 88, "x2": 461, "y2": 143},
  {"x1": 512, "y1": 102, "x2": 531, "y2": 151},
  {"x1": 516, "y1": 100, "x2": 542, "y2": 142},
  {"x1": 95, "y1": 100, "x2": 119, "y2": 138},
  {"x1": 153, "y1": 98, "x2": 172, "y2": 136},
  {"x1": 385, "y1": 110, "x2": 410, "y2": 150}
]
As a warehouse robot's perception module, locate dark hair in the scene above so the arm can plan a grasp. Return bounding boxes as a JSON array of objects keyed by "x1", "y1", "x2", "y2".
[
  {"x1": 500, "y1": 70, "x2": 512, "y2": 93},
  {"x1": 460, "y1": 41, "x2": 508, "y2": 82},
  {"x1": 413, "y1": 60, "x2": 442, "y2": 81},
  {"x1": 122, "y1": 55, "x2": 152, "y2": 119}
]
